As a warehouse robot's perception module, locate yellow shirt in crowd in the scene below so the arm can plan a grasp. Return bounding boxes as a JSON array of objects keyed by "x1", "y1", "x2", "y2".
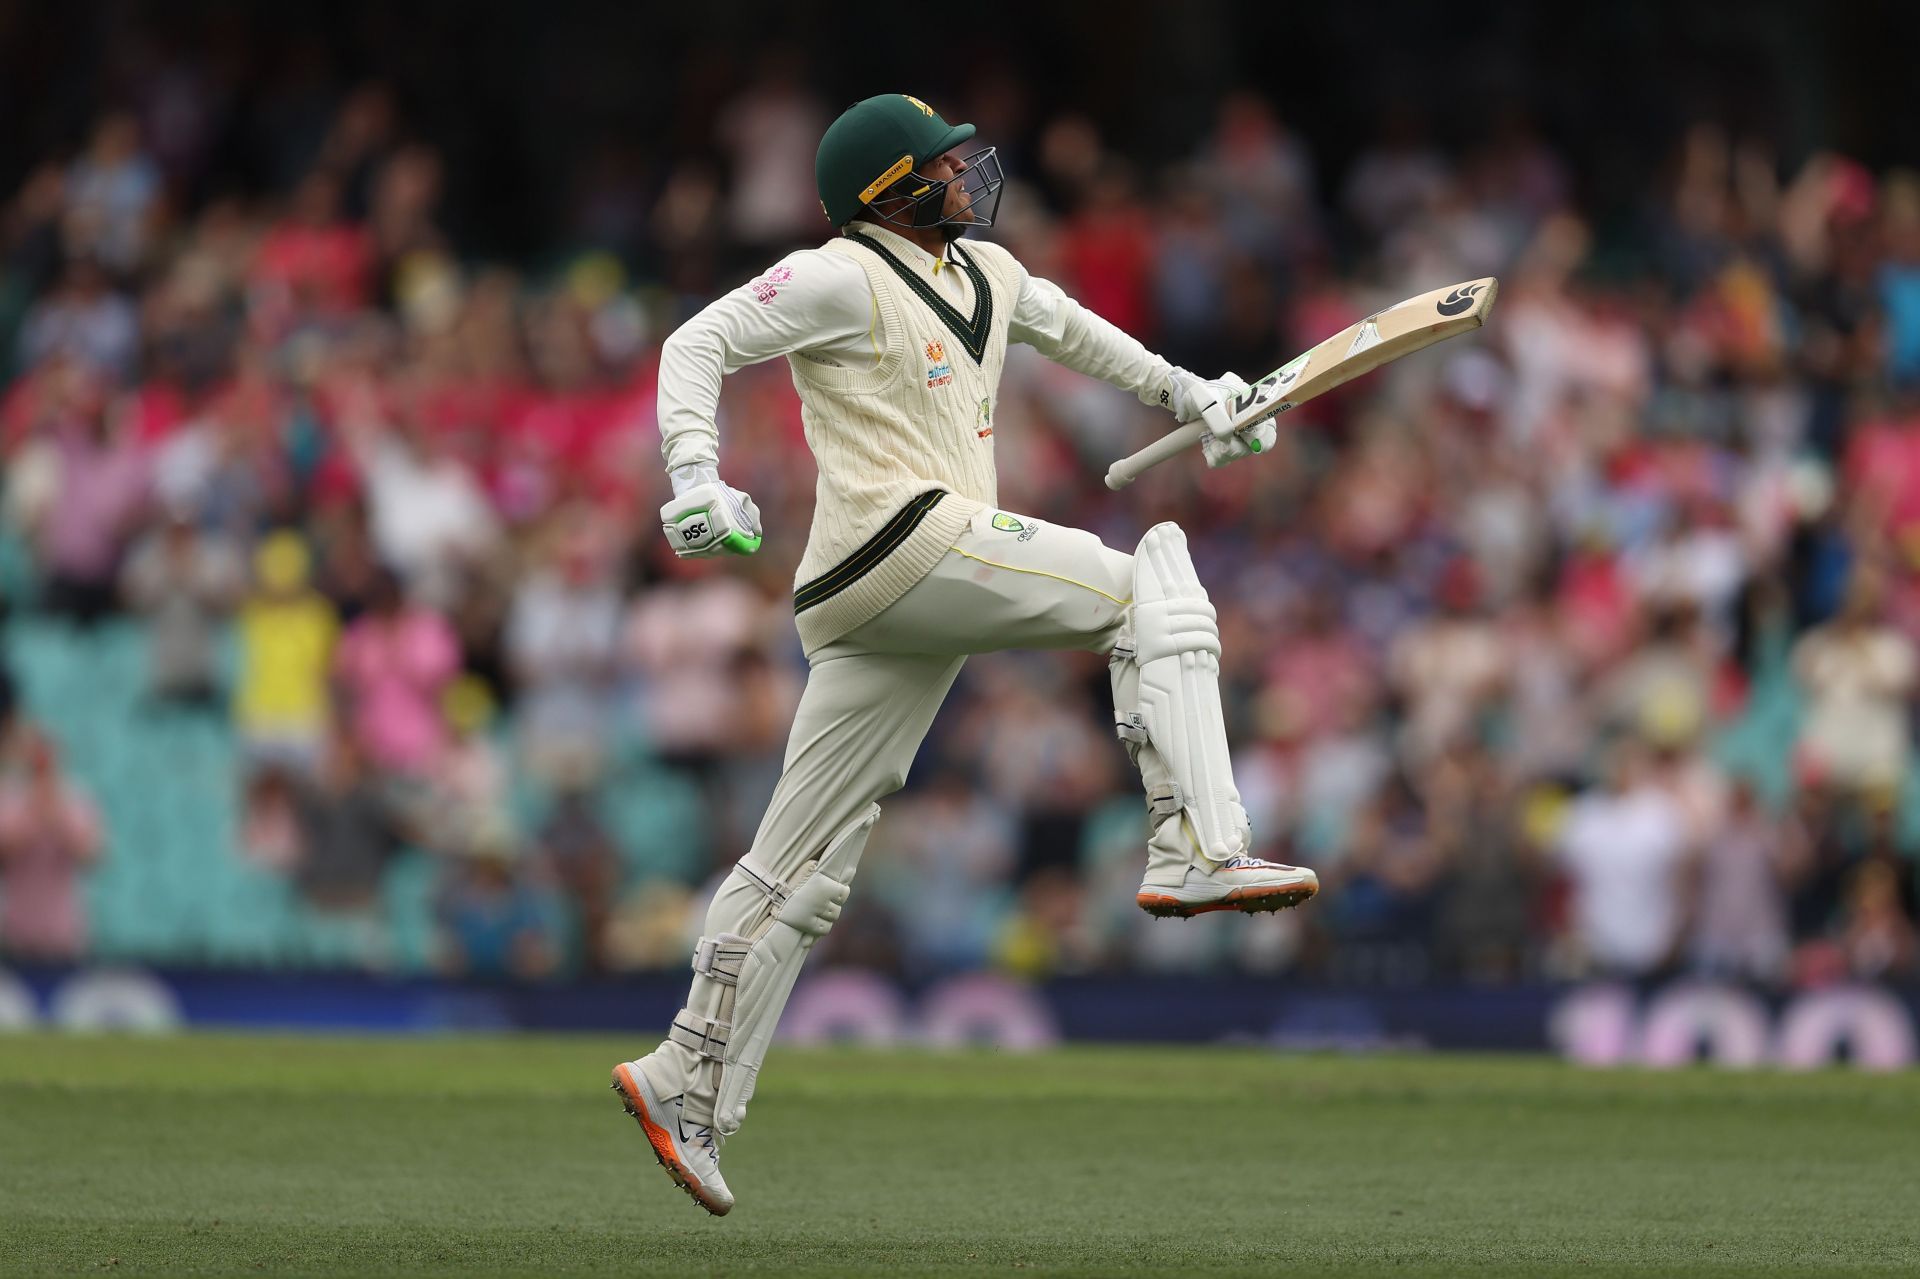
[{"x1": 235, "y1": 594, "x2": 339, "y2": 732}]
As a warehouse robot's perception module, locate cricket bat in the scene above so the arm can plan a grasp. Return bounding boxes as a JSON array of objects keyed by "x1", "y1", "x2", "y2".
[{"x1": 1104, "y1": 277, "x2": 1499, "y2": 490}]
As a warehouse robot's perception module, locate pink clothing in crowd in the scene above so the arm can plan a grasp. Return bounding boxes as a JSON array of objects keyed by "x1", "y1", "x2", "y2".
[
  {"x1": 46, "y1": 430, "x2": 146, "y2": 580},
  {"x1": 333, "y1": 609, "x2": 461, "y2": 775},
  {"x1": 0, "y1": 779, "x2": 102, "y2": 961}
]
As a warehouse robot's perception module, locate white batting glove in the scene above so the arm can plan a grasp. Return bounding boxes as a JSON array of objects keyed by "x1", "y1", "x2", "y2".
[
  {"x1": 1200, "y1": 413, "x2": 1277, "y2": 469},
  {"x1": 661, "y1": 464, "x2": 763, "y2": 558},
  {"x1": 1168, "y1": 367, "x2": 1244, "y2": 440}
]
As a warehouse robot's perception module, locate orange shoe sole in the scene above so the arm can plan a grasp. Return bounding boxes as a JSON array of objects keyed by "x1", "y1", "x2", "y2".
[
  {"x1": 609, "y1": 1063, "x2": 731, "y2": 1216},
  {"x1": 1136, "y1": 880, "x2": 1318, "y2": 919}
]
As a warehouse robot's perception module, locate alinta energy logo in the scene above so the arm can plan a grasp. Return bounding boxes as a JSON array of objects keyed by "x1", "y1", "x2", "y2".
[
  {"x1": 1436, "y1": 283, "x2": 1488, "y2": 317},
  {"x1": 750, "y1": 264, "x2": 794, "y2": 305}
]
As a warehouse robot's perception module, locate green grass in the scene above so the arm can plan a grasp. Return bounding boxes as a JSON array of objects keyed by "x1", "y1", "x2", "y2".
[{"x1": 2, "y1": 1035, "x2": 1918, "y2": 1276}]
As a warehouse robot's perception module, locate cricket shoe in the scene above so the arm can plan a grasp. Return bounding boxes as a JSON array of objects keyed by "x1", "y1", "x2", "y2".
[
  {"x1": 1136, "y1": 855, "x2": 1319, "y2": 919},
  {"x1": 610, "y1": 1060, "x2": 734, "y2": 1216}
]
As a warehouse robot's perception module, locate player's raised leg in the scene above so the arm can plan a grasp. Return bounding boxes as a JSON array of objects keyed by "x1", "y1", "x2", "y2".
[
  {"x1": 847, "y1": 505, "x2": 1315, "y2": 919},
  {"x1": 1112, "y1": 522, "x2": 1317, "y2": 917},
  {"x1": 612, "y1": 647, "x2": 964, "y2": 1215}
]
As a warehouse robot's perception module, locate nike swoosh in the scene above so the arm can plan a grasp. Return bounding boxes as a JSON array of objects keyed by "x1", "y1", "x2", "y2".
[{"x1": 678, "y1": 1117, "x2": 716, "y2": 1153}]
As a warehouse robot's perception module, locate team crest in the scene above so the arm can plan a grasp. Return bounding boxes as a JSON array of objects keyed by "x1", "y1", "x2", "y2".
[
  {"x1": 976, "y1": 395, "x2": 993, "y2": 439},
  {"x1": 990, "y1": 510, "x2": 1040, "y2": 541},
  {"x1": 902, "y1": 95, "x2": 937, "y2": 118},
  {"x1": 925, "y1": 339, "x2": 953, "y2": 388}
]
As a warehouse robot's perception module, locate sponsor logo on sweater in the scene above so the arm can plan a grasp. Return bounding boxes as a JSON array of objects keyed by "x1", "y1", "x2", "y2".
[
  {"x1": 925, "y1": 339, "x2": 953, "y2": 388},
  {"x1": 749, "y1": 264, "x2": 794, "y2": 305}
]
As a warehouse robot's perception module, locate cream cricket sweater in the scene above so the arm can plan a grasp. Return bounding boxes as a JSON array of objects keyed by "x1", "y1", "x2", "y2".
[
  {"x1": 656, "y1": 223, "x2": 1180, "y2": 654},
  {"x1": 778, "y1": 232, "x2": 1016, "y2": 650}
]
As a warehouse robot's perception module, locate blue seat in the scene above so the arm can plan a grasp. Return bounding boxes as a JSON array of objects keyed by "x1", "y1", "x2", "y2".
[
  {"x1": 600, "y1": 764, "x2": 708, "y2": 883},
  {"x1": 382, "y1": 850, "x2": 443, "y2": 976}
]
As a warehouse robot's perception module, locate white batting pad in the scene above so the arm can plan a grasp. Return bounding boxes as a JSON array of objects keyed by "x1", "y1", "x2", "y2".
[
  {"x1": 1122, "y1": 523, "x2": 1251, "y2": 863},
  {"x1": 709, "y1": 802, "x2": 879, "y2": 1136}
]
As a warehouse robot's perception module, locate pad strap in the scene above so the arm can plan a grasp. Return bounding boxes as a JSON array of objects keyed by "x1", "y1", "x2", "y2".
[
  {"x1": 669, "y1": 1010, "x2": 730, "y2": 1060},
  {"x1": 692, "y1": 935, "x2": 752, "y2": 986},
  {"x1": 1147, "y1": 781, "x2": 1184, "y2": 819},
  {"x1": 732, "y1": 858, "x2": 792, "y2": 909}
]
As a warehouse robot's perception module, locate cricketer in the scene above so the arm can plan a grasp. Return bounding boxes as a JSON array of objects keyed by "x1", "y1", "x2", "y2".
[{"x1": 612, "y1": 93, "x2": 1318, "y2": 1215}]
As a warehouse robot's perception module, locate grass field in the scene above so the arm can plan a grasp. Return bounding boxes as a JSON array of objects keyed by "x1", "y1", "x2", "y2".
[{"x1": 3, "y1": 1035, "x2": 1918, "y2": 1276}]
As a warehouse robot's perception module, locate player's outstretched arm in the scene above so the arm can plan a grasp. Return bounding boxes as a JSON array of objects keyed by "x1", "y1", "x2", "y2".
[{"x1": 1000, "y1": 257, "x2": 1269, "y2": 471}]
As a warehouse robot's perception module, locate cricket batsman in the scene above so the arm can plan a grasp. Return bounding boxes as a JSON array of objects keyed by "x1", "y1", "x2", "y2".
[{"x1": 612, "y1": 93, "x2": 1318, "y2": 1215}]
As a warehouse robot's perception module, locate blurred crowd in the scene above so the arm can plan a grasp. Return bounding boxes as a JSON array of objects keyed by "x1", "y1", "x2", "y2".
[{"x1": 2, "y1": 48, "x2": 1919, "y2": 990}]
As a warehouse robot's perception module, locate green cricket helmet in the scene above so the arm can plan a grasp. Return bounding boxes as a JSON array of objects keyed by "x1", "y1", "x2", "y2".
[{"x1": 815, "y1": 93, "x2": 1004, "y2": 235}]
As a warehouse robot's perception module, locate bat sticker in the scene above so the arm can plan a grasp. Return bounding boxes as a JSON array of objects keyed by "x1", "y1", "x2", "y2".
[
  {"x1": 1345, "y1": 317, "x2": 1384, "y2": 358},
  {"x1": 1231, "y1": 353, "x2": 1308, "y2": 416},
  {"x1": 1231, "y1": 375, "x2": 1278, "y2": 417},
  {"x1": 1436, "y1": 283, "x2": 1487, "y2": 316}
]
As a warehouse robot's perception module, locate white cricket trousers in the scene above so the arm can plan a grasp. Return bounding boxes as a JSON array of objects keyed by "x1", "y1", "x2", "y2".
[{"x1": 648, "y1": 504, "x2": 1132, "y2": 1119}]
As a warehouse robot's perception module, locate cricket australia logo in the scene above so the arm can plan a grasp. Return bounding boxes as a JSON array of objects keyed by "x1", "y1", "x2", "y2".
[
  {"x1": 925, "y1": 339, "x2": 954, "y2": 388},
  {"x1": 976, "y1": 396, "x2": 993, "y2": 439},
  {"x1": 990, "y1": 512, "x2": 1039, "y2": 541}
]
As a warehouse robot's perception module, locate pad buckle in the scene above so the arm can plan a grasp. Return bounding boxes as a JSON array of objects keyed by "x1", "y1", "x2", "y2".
[{"x1": 691, "y1": 935, "x2": 750, "y2": 986}]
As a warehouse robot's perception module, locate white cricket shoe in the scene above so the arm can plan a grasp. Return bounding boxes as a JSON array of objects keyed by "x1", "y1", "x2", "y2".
[
  {"x1": 610, "y1": 1059, "x2": 734, "y2": 1216},
  {"x1": 1136, "y1": 855, "x2": 1319, "y2": 919}
]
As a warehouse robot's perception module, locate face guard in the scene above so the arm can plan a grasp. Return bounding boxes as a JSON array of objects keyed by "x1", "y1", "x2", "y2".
[{"x1": 867, "y1": 147, "x2": 1005, "y2": 241}]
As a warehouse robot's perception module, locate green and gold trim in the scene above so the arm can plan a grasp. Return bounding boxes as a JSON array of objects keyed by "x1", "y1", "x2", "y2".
[
  {"x1": 844, "y1": 232, "x2": 994, "y2": 363},
  {"x1": 794, "y1": 490, "x2": 948, "y2": 614}
]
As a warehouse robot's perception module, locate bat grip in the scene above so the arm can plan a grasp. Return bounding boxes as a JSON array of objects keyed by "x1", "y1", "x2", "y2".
[{"x1": 1104, "y1": 421, "x2": 1207, "y2": 490}]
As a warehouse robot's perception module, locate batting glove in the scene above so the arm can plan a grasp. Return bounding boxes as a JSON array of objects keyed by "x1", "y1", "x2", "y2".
[
  {"x1": 661, "y1": 464, "x2": 763, "y2": 558},
  {"x1": 1172, "y1": 370, "x2": 1272, "y2": 467},
  {"x1": 1168, "y1": 367, "x2": 1244, "y2": 440},
  {"x1": 1200, "y1": 413, "x2": 1277, "y2": 469}
]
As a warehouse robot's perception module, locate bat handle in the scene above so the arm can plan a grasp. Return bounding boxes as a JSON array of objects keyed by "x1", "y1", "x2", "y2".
[{"x1": 1104, "y1": 421, "x2": 1208, "y2": 490}]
